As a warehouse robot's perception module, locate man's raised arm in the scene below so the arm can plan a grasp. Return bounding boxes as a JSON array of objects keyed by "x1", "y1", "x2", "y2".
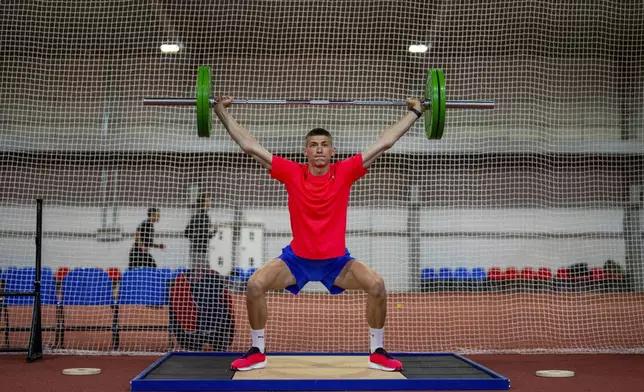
[
  {"x1": 213, "y1": 95, "x2": 273, "y2": 170},
  {"x1": 360, "y1": 99, "x2": 424, "y2": 169}
]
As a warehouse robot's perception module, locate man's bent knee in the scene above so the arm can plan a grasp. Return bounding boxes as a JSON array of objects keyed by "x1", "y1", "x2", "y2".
[
  {"x1": 246, "y1": 278, "x2": 267, "y2": 301},
  {"x1": 368, "y1": 275, "x2": 386, "y2": 299}
]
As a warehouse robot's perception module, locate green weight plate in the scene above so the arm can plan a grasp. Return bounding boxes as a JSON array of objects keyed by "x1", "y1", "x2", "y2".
[
  {"x1": 435, "y1": 69, "x2": 446, "y2": 140},
  {"x1": 424, "y1": 69, "x2": 440, "y2": 139},
  {"x1": 196, "y1": 66, "x2": 212, "y2": 137}
]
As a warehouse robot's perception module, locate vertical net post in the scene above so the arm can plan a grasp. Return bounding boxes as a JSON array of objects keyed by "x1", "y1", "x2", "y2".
[{"x1": 27, "y1": 198, "x2": 43, "y2": 362}]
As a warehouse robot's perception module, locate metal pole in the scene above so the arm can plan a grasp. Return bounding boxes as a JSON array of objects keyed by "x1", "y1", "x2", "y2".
[
  {"x1": 142, "y1": 97, "x2": 496, "y2": 110},
  {"x1": 35, "y1": 199, "x2": 42, "y2": 291},
  {"x1": 27, "y1": 198, "x2": 43, "y2": 362}
]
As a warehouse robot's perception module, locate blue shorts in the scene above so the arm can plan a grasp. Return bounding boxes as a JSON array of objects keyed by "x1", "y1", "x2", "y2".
[{"x1": 278, "y1": 245, "x2": 354, "y2": 295}]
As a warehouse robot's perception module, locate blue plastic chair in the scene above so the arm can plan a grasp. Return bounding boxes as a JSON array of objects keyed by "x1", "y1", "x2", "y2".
[
  {"x1": 438, "y1": 267, "x2": 454, "y2": 280},
  {"x1": 158, "y1": 268, "x2": 172, "y2": 281},
  {"x1": 1, "y1": 266, "x2": 19, "y2": 281},
  {"x1": 454, "y1": 267, "x2": 470, "y2": 280},
  {"x1": 420, "y1": 268, "x2": 437, "y2": 280},
  {"x1": 118, "y1": 268, "x2": 170, "y2": 306},
  {"x1": 471, "y1": 267, "x2": 487, "y2": 281},
  {"x1": 4, "y1": 267, "x2": 57, "y2": 305},
  {"x1": 62, "y1": 268, "x2": 113, "y2": 305}
]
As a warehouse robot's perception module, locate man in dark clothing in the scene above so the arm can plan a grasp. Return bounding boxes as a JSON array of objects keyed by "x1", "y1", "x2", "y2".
[
  {"x1": 185, "y1": 195, "x2": 217, "y2": 270},
  {"x1": 128, "y1": 207, "x2": 166, "y2": 269}
]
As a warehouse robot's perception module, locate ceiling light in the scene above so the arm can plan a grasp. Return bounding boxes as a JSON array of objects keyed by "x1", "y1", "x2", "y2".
[
  {"x1": 160, "y1": 43, "x2": 181, "y2": 53},
  {"x1": 408, "y1": 44, "x2": 429, "y2": 53}
]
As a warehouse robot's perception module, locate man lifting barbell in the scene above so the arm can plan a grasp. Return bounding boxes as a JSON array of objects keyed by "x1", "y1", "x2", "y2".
[{"x1": 214, "y1": 94, "x2": 425, "y2": 372}]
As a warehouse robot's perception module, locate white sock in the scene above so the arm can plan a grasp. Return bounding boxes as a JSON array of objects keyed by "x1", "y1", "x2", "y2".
[
  {"x1": 370, "y1": 328, "x2": 384, "y2": 353},
  {"x1": 251, "y1": 329, "x2": 265, "y2": 353}
]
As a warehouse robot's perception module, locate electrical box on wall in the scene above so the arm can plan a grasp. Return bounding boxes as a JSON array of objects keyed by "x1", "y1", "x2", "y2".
[
  {"x1": 209, "y1": 223, "x2": 233, "y2": 275},
  {"x1": 238, "y1": 224, "x2": 264, "y2": 269}
]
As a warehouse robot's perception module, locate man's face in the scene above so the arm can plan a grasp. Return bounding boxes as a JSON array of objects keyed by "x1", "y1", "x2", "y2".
[
  {"x1": 204, "y1": 198, "x2": 212, "y2": 210},
  {"x1": 303, "y1": 135, "x2": 335, "y2": 168},
  {"x1": 151, "y1": 212, "x2": 160, "y2": 223}
]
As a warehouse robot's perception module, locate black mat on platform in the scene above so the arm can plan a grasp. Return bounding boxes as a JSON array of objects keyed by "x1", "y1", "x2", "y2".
[
  {"x1": 400, "y1": 355, "x2": 494, "y2": 379},
  {"x1": 143, "y1": 355, "x2": 492, "y2": 380},
  {"x1": 145, "y1": 356, "x2": 235, "y2": 380}
]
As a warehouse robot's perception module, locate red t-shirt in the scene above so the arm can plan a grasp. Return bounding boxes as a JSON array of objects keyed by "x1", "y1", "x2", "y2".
[{"x1": 270, "y1": 154, "x2": 368, "y2": 259}]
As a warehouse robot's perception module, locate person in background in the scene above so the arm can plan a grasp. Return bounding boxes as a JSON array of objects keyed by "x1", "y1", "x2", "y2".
[
  {"x1": 128, "y1": 207, "x2": 166, "y2": 269},
  {"x1": 184, "y1": 194, "x2": 217, "y2": 271}
]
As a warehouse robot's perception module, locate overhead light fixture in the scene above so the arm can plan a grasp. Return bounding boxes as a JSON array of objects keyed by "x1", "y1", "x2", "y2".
[
  {"x1": 408, "y1": 44, "x2": 429, "y2": 53},
  {"x1": 160, "y1": 43, "x2": 182, "y2": 53}
]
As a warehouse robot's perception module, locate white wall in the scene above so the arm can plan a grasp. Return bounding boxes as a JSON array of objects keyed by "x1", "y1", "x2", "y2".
[{"x1": 0, "y1": 205, "x2": 629, "y2": 292}]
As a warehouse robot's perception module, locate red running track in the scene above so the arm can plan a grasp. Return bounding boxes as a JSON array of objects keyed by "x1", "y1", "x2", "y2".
[{"x1": 1, "y1": 353, "x2": 643, "y2": 392}]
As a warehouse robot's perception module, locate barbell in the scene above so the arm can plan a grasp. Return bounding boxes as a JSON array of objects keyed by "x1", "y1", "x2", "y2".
[{"x1": 143, "y1": 66, "x2": 495, "y2": 139}]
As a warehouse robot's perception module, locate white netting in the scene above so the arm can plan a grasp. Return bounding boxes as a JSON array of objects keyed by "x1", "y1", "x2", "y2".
[{"x1": 1, "y1": 0, "x2": 643, "y2": 355}]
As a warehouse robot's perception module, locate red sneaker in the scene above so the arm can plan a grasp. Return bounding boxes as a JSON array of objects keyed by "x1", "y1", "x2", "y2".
[
  {"x1": 231, "y1": 347, "x2": 267, "y2": 371},
  {"x1": 368, "y1": 348, "x2": 403, "y2": 371}
]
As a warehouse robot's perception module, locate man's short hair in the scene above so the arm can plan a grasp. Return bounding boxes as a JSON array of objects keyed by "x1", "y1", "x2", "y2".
[
  {"x1": 147, "y1": 207, "x2": 159, "y2": 218},
  {"x1": 305, "y1": 128, "x2": 333, "y2": 145}
]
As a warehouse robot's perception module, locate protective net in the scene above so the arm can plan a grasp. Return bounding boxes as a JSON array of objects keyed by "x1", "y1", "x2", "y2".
[{"x1": 1, "y1": 0, "x2": 643, "y2": 355}]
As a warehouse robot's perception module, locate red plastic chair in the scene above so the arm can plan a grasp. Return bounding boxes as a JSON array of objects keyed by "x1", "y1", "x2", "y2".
[
  {"x1": 590, "y1": 267, "x2": 605, "y2": 281},
  {"x1": 556, "y1": 268, "x2": 569, "y2": 280},
  {"x1": 488, "y1": 267, "x2": 502, "y2": 281},
  {"x1": 55, "y1": 267, "x2": 70, "y2": 281},
  {"x1": 537, "y1": 267, "x2": 553, "y2": 280},
  {"x1": 504, "y1": 267, "x2": 519, "y2": 280},
  {"x1": 520, "y1": 267, "x2": 536, "y2": 280}
]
